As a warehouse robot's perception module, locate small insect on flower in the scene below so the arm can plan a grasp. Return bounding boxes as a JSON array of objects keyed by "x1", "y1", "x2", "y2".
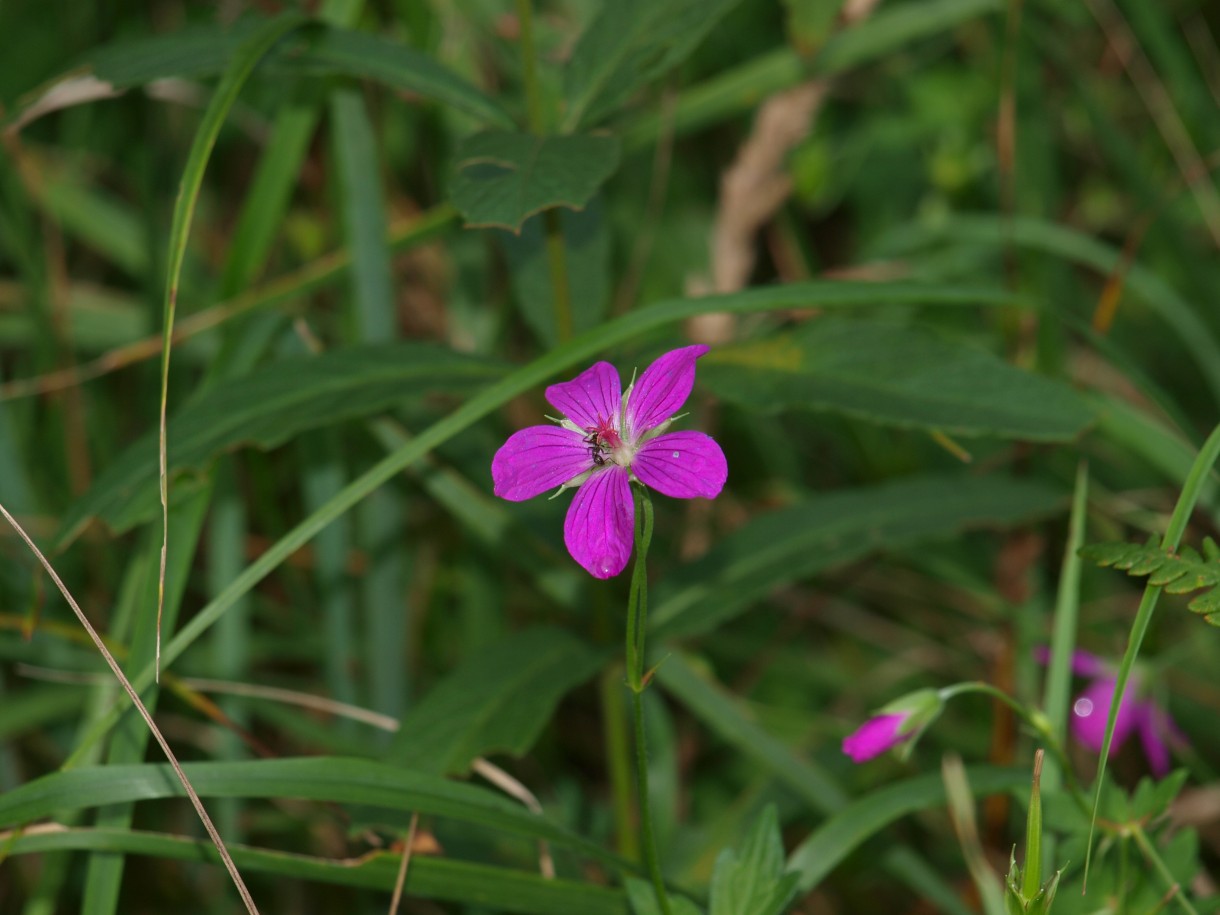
[{"x1": 491, "y1": 345, "x2": 728, "y2": 579}]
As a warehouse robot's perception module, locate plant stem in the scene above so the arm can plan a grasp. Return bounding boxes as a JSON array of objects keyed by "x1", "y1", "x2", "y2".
[
  {"x1": 937, "y1": 681, "x2": 1082, "y2": 805},
  {"x1": 544, "y1": 210, "x2": 574, "y2": 342},
  {"x1": 601, "y1": 665, "x2": 639, "y2": 859},
  {"x1": 514, "y1": 0, "x2": 573, "y2": 341},
  {"x1": 624, "y1": 488, "x2": 670, "y2": 914},
  {"x1": 515, "y1": 0, "x2": 544, "y2": 134}
]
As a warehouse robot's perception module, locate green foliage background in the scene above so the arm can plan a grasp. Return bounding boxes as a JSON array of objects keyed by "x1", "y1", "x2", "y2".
[{"x1": 1, "y1": 0, "x2": 1218, "y2": 912}]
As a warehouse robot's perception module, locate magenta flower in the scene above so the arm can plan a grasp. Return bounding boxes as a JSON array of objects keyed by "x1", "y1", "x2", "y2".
[
  {"x1": 491, "y1": 345, "x2": 728, "y2": 579},
  {"x1": 1035, "y1": 647, "x2": 1183, "y2": 777},
  {"x1": 843, "y1": 713, "x2": 912, "y2": 763},
  {"x1": 842, "y1": 688, "x2": 944, "y2": 763}
]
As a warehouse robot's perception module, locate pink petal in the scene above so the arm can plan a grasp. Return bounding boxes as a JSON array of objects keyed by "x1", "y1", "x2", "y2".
[
  {"x1": 842, "y1": 713, "x2": 910, "y2": 763},
  {"x1": 633, "y1": 431, "x2": 727, "y2": 499},
  {"x1": 1071, "y1": 677, "x2": 1138, "y2": 753},
  {"x1": 546, "y1": 361, "x2": 622, "y2": 430},
  {"x1": 492, "y1": 425, "x2": 593, "y2": 501},
  {"x1": 1033, "y1": 646, "x2": 1110, "y2": 678},
  {"x1": 625, "y1": 345, "x2": 708, "y2": 436},
  {"x1": 1135, "y1": 703, "x2": 1175, "y2": 777},
  {"x1": 563, "y1": 466, "x2": 634, "y2": 579}
]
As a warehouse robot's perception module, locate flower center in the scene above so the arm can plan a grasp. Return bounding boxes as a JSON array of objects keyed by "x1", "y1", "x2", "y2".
[{"x1": 584, "y1": 420, "x2": 628, "y2": 467}]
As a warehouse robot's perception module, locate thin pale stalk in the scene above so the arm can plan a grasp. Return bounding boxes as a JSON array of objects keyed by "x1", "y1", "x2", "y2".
[
  {"x1": 0, "y1": 501, "x2": 258, "y2": 914},
  {"x1": 387, "y1": 813, "x2": 419, "y2": 915},
  {"x1": 153, "y1": 14, "x2": 308, "y2": 679}
]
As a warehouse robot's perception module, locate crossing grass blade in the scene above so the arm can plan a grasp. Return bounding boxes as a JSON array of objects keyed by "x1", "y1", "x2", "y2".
[
  {"x1": 2, "y1": 828, "x2": 627, "y2": 915},
  {"x1": 150, "y1": 11, "x2": 309, "y2": 680}
]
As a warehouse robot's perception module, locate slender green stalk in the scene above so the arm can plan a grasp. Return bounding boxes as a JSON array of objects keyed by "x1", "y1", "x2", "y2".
[
  {"x1": 516, "y1": 0, "x2": 544, "y2": 133},
  {"x1": 1085, "y1": 423, "x2": 1220, "y2": 885},
  {"x1": 544, "y1": 209, "x2": 574, "y2": 341},
  {"x1": 937, "y1": 682, "x2": 1081, "y2": 803},
  {"x1": 1131, "y1": 825, "x2": 1199, "y2": 915},
  {"x1": 515, "y1": 0, "x2": 573, "y2": 340},
  {"x1": 624, "y1": 488, "x2": 670, "y2": 915},
  {"x1": 1041, "y1": 460, "x2": 1088, "y2": 872},
  {"x1": 624, "y1": 490, "x2": 655, "y2": 693},
  {"x1": 600, "y1": 666, "x2": 639, "y2": 859},
  {"x1": 1043, "y1": 462, "x2": 1088, "y2": 751}
]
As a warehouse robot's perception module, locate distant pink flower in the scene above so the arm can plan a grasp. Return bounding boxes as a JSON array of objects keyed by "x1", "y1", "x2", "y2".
[
  {"x1": 843, "y1": 713, "x2": 912, "y2": 763},
  {"x1": 1035, "y1": 646, "x2": 1183, "y2": 777},
  {"x1": 492, "y1": 345, "x2": 727, "y2": 579},
  {"x1": 842, "y1": 688, "x2": 943, "y2": 764}
]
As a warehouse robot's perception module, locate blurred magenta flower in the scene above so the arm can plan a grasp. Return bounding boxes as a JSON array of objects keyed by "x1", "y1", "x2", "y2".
[
  {"x1": 843, "y1": 688, "x2": 943, "y2": 763},
  {"x1": 492, "y1": 345, "x2": 727, "y2": 579},
  {"x1": 842, "y1": 713, "x2": 912, "y2": 762},
  {"x1": 1035, "y1": 646, "x2": 1182, "y2": 777}
]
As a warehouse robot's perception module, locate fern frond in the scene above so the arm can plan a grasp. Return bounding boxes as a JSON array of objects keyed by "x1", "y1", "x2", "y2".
[{"x1": 1079, "y1": 536, "x2": 1220, "y2": 627}]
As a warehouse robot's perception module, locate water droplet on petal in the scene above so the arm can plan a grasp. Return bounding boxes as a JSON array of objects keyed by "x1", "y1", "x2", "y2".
[
  {"x1": 672, "y1": 451, "x2": 680, "y2": 459},
  {"x1": 1073, "y1": 697, "x2": 1094, "y2": 718}
]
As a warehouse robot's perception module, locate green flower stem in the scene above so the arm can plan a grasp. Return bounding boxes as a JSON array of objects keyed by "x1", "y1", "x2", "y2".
[
  {"x1": 600, "y1": 665, "x2": 639, "y2": 860},
  {"x1": 544, "y1": 210, "x2": 574, "y2": 342},
  {"x1": 624, "y1": 487, "x2": 671, "y2": 915},
  {"x1": 1086, "y1": 423, "x2": 1220, "y2": 884},
  {"x1": 515, "y1": 0, "x2": 544, "y2": 133},
  {"x1": 1131, "y1": 824, "x2": 1200, "y2": 915},
  {"x1": 937, "y1": 681, "x2": 1083, "y2": 806},
  {"x1": 514, "y1": 0, "x2": 573, "y2": 341}
]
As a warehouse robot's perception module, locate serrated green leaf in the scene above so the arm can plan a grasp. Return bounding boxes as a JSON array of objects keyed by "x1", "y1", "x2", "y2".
[
  {"x1": 56, "y1": 343, "x2": 506, "y2": 544},
  {"x1": 709, "y1": 805, "x2": 799, "y2": 915},
  {"x1": 1128, "y1": 550, "x2": 1168, "y2": 576},
  {"x1": 1130, "y1": 770, "x2": 1187, "y2": 821},
  {"x1": 699, "y1": 319, "x2": 1094, "y2": 440},
  {"x1": 1188, "y1": 590, "x2": 1220, "y2": 616},
  {"x1": 563, "y1": 0, "x2": 746, "y2": 130},
  {"x1": 1147, "y1": 556, "x2": 1198, "y2": 587},
  {"x1": 1081, "y1": 539, "x2": 1220, "y2": 622},
  {"x1": 449, "y1": 131, "x2": 621, "y2": 231},
  {"x1": 385, "y1": 628, "x2": 608, "y2": 775}
]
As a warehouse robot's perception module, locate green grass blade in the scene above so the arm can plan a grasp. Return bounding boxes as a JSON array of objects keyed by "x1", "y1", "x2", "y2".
[
  {"x1": 1040, "y1": 460, "x2": 1088, "y2": 860},
  {"x1": 1084, "y1": 424, "x2": 1220, "y2": 883},
  {"x1": 152, "y1": 12, "x2": 310, "y2": 678},
  {"x1": 5, "y1": 829, "x2": 627, "y2": 915},
  {"x1": 0, "y1": 757, "x2": 621, "y2": 867},
  {"x1": 80, "y1": 489, "x2": 212, "y2": 915}
]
